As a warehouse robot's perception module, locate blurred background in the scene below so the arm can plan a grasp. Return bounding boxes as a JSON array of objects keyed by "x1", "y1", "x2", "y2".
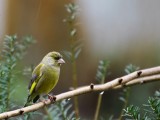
[{"x1": 0, "y1": 0, "x2": 160, "y2": 119}]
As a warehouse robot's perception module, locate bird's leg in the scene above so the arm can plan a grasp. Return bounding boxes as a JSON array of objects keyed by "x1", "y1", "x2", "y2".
[
  {"x1": 39, "y1": 97, "x2": 47, "y2": 105},
  {"x1": 47, "y1": 94, "x2": 56, "y2": 102}
]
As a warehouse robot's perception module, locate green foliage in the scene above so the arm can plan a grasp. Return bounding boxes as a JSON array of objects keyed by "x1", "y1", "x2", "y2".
[
  {"x1": 63, "y1": 3, "x2": 82, "y2": 62},
  {"x1": 119, "y1": 64, "x2": 139, "y2": 103},
  {"x1": 96, "y1": 60, "x2": 109, "y2": 84},
  {"x1": 63, "y1": 2, "x2": 81, "y2": 117},
  {"x1": 63, "y1": 40, "x2": 82, "y2": 61},
  {"x1": 118, "y1": 64, "x2": 140, "y2": 120},
  {"x1": 123, "y1": 90, "x2": 160, "y2": 120},
  {"x1": 44, "y1": 99, "x2": 76, "y2": 120},
  {"x1": 123, "y1": 105, "x2": 144, "y2": 120},
  {"x1": 94, "y1": 60, "x2": 109, "y2": 120},
  {"x1": 0, "y1": 35, "x2": 34, "y2": 111},
  {"x1": 63, "y1": 3, "x2": 79, "y2": 23},
  {"x1": 125, "y1": 64, "x2": 140, "y2": 74},
  {"x1": 148, "y1": 95, "x2": 160, "y2": 119}
]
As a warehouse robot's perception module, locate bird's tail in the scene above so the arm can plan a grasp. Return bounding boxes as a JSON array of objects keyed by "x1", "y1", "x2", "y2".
[
  {"x1": 23, "y1": 103, "x2": 28, "y2": 107},
  {"x1": 23, "y1": 94, "x2": 40, "y2": 107},
  {"x1": 23, "y1": 95, "x2": 31, "y2": 107}
]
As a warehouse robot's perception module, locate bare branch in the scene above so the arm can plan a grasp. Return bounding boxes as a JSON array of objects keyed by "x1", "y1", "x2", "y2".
[
  {"x1": 114, "y1": 74, "x2": 160, "y2": 89},
  {"x1": 0, "y1": 66, "x2": 160, "y2": 119}
]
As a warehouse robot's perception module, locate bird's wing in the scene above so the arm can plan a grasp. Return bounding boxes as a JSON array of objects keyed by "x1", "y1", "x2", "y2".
[{"x1": 28, "y1": 63, "x2": 44, "y2": 94}]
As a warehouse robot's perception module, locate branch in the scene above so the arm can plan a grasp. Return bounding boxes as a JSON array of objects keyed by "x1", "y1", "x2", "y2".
[
  {"x1": 0, "y1": 66, "x2": 160, "y2": 119},
  {"x1": 114, "y1": 74, "x2": 160, "y2": 89}
]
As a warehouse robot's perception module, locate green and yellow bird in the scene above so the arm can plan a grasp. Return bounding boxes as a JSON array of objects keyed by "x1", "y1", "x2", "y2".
[{"x1": 24, "y1": 51, "x2": 65, "y2": 107}]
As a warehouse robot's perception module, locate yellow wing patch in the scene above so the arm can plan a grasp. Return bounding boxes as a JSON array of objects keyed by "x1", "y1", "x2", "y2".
[
  {"x1": 28, "y1": 63, "x2": 44, "y2": 95},
  {"x1": 29, "y1": 81, "x2": 37, "y2": 94}
]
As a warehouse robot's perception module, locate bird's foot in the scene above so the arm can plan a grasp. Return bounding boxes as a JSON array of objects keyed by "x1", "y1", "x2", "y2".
[
  {"x1": 47, "y1": 94, "x2": 56, "y2": 102},
  {"x1": 40, "y1": 98, "x2": 48, "y2": 105}
]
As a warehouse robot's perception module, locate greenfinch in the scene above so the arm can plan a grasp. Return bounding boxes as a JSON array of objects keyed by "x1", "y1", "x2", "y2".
[{"x1": 24, "y1": 51, "x2": 65, "y2": 107}]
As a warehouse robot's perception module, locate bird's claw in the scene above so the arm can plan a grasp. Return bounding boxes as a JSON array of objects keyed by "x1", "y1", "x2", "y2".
[
  {"x1": 48, "y1": 94, "x2": 56, "y2": 102},
  {"x1": 39, "y1": 98, "x2": 47, "y2": 105}
]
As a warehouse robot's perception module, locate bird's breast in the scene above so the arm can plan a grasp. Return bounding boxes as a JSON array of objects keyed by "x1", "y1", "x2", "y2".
[{"x1": 36, "y1": 66, "x2": 60, "y2": 94}]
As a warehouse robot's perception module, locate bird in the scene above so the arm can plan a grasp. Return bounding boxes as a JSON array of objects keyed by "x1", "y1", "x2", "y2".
[{"x1": 24, "y1": 51, "x2": 65, "y2": 107}]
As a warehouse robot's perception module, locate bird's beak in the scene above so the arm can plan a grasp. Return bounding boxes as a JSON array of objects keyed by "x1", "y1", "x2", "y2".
[{"x1": 58, "y1": 58, "x2": 65, "y2": 64}]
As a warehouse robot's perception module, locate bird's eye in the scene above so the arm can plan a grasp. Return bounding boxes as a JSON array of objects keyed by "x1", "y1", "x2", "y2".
[{"x1": 54, "y1": 56, "x2": 60, "y2": 60}]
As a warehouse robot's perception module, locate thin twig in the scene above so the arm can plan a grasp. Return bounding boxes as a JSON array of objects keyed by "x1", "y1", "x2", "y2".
[
  {"x1": 118, "y1": 87, "x2": 130, "y2": 120},
  {"x1": 94, "y1": 92, "x2": 104, "y2": 120},
  {"x1": 94, "y1": 60, "x2": 108, "y2": 120},
  {"x1": 71, "y1": 57, "x2": 79, "y2": 117},
  {"x1": 0, "y1": 66, "x2": 160, "y2": 119},
  {"x1": 114, "y1": 74, "x2": 160, "y2": 89}
]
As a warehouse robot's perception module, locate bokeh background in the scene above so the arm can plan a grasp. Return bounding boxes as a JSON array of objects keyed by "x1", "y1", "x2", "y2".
[{"x1": 0, "y1": 0, "x2": 160, "y2": 119}]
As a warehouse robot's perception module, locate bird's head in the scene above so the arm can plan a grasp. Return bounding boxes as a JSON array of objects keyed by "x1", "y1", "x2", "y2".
[{"x1": 42, "y1": 51, "x2": 65, "y2": 67}]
